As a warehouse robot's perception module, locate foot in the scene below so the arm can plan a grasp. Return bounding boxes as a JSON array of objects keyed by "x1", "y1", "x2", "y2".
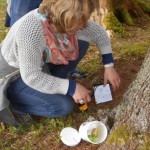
[
  {"x1": 68, "y1": 70, "x2": 89, "y2": 79},
  {"x1": 11, "y1": 108, "x2": 32, "y2": 127},
  {"x1": 0, "y1": 108, "x2": 19, "y2": 127}
]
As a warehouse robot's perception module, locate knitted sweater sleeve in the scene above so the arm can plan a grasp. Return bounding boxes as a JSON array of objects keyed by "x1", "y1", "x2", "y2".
[
  {"x1": 16, "y1": 16, "x2": 69, "y2": 95},
  {"x1": 77, "y1": 20, "x2": 114, "y2": 64}
]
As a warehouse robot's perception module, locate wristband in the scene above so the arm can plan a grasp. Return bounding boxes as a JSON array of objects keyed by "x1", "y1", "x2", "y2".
[{"x1": 104, "y1": 63, "x2": 114, "y2": 67}]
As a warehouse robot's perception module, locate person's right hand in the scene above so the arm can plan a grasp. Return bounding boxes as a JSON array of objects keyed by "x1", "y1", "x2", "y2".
[{"x1": 72, "y1": 83, "x2": 92, "y2": 104}]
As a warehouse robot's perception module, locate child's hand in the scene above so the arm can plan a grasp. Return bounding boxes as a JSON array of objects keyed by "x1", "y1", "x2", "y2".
[{"x1": 104, "y1": 66, "x2": 121, "y2": 91}]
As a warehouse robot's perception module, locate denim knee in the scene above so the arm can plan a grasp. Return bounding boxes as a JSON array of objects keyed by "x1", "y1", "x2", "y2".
[
  {"x1": 7, "y1": 76, "x2": 75, "y2": 118},
  {"x1": 46, "y1": 96, "x2": 75, "y2": 118}
]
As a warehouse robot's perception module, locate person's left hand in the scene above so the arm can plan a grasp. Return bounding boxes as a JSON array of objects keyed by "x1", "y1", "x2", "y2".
[{"x1": 104, "y1": 66, "x2": 121, "y2": 91}]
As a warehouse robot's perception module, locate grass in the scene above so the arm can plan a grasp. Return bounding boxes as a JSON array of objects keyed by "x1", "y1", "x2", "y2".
[
  {"x1": 0, "y1": 115, "x2": 83, "y2": 149},
  {"x1": 0, "y1": 110, "x2": 89, "y2": 149},
  {"x1": 113, "y1": 42, "x2": 149, "y2": 60},
  {"x1": 0, "y1": 0, "x2": 8, "y2": 43}
]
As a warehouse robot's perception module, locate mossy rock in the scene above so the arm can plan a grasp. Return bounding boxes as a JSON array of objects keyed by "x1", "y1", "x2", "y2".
[
  {"x1": 134, "y1": 0, "x2": 150, "y2": 13},
  {"x1": 104, "y1": 11, "x2": 125, "y2": 34},
  {"x1": 107, "y1": 125, "x2": 131, "y2": 147}
]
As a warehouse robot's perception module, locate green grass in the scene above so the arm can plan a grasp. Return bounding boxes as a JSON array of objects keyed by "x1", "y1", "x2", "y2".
[
  {"x1": 78, "y1": 45, "x2": 103, "y2": 73},
  {"x1": 115, "y1": 25, "x2": 150, "y2": 59},
  {"x1": 0, "y1": 116, "x2": 77, "y2": 149},
  {"x1": 113, "y1": 42, "x2": 150, "y2": 60},
  {"x1": 0, "y1": 0, "x2": 7, "y2": 43}
]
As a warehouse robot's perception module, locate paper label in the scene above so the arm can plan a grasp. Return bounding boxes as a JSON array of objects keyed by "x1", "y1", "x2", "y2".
[{"x1": 94, "y1": 84, "x2": 112, "y2": 104}]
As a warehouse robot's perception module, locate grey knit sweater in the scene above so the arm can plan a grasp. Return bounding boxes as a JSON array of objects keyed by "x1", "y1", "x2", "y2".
[{"x1": 1, "y1": 9, "x2": 113, "y2": 95}]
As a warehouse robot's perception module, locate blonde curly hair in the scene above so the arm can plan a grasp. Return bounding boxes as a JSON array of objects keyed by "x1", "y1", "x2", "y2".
[{"x1": 39, "y1": 0, "x2": 95, "y2": 33}]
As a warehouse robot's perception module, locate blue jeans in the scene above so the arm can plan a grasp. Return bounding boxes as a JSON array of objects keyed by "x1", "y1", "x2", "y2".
[
  {"x1": 5, "y1": 0, "x2": 43, "y2": 27},
  {"x1": 7, "y1": 40, "x2": 89, "y2": 118}
]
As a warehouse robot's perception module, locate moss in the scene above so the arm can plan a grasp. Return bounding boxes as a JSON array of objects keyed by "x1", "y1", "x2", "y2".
[
  {"x1": 107, "y1": 0, "x2": 114, "y2": 11},
  {"x1": 104, "y1": 11, "x2": 125, "y2": 34},
  {"x1": 0, "y1": 0, "x2": 7, "y2": 43},
  {"x1": 78, "y1": 45, "x2": 102, "y2": 73},
  {"x1": 114, "y1": 42, "x2": 149, "y2": 60},
  {"x1": 137, "y1": 133, "x2": 150, "y2": 150},
  {"x1": 115, "y1": 8, "x2": 135, "y2": 26},
  {"x1": 134, "y1": 0, "x2": 150, "y2": 13},
  {"x1": 107, "y1": 125, "x2": 131, "y2": 146}
]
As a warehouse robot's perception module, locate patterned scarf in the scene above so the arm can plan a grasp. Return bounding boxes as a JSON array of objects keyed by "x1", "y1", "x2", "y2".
[{"x1": 39, "y1": 13, "x2": 79, "y2": 65}]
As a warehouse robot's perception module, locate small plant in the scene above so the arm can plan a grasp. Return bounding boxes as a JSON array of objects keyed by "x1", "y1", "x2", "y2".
[
  {"x1": 0, "y1": 122, "x2": 6, "y2": 133},
  {"x1": 22, "y1": 141, "x2": 33, "y2": 150},
  {"x1": 88, "y1": 135, "x2": 98, "y2": 143},
  {"x1": 31, "y1": 123, "x2": 44, "y2": 137},
  {"x1": 8, "y1": 126, "x2": 19, "y2": 138}
]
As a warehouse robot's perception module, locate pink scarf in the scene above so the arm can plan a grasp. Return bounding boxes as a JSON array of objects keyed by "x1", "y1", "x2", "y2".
[{"x1": 39, "y1": 14, "x2": 79, "y2": 65}]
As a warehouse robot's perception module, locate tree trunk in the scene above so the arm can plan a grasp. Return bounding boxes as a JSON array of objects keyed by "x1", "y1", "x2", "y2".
[
  {"x1": 91, "y1": 0, "x2": 108, "y2": 28},
  {"x1": 92, "y1": 0, "x2": 148, "y2": 34},
  {"x1": 114, "y1": 47, "x2": 150, "y2": 132},
  {"x1": 92, "y1": 1, "x2": 150, "y2": 149},
  {"x1": 97, "y1": 49, "x2": 150, "y2": 150}
]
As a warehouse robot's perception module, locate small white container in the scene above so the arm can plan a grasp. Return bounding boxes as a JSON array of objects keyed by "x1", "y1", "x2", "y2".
[
  {"x1": 60, "y1": 121, "x2": 107, "y2": 146},
  {"x1": 60, "y1": 127, "x2": 81, "y2": 146},
  {"x1": 79, "y1": 121, "x2": 107, "y2": 144}
]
